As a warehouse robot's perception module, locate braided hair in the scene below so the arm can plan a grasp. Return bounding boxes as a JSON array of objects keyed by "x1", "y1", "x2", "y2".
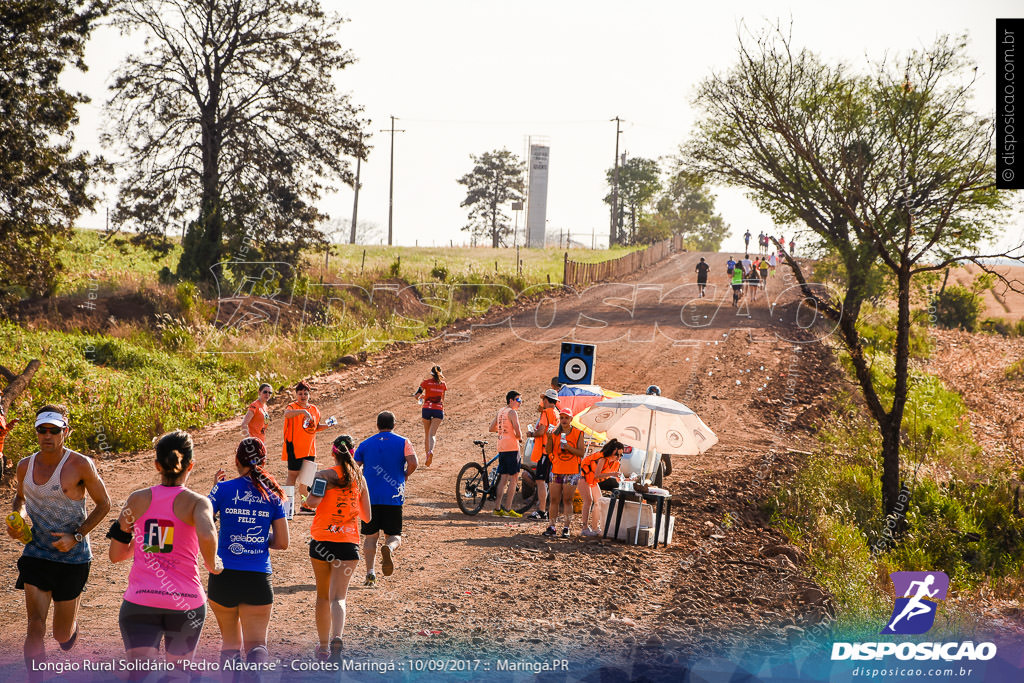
[{"x1": 235, "y1": 437, "x2": 285, "y2": 500}]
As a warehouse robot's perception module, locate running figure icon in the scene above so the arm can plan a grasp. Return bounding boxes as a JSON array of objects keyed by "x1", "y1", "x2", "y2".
[{"x1": 881, "y1": 571, "x2": 949, "y2": 635}]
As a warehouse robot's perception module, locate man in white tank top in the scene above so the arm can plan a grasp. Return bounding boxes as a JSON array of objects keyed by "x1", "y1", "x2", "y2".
[{"x1": 6, "y1": 404, "x2": 110, "y2": 681}]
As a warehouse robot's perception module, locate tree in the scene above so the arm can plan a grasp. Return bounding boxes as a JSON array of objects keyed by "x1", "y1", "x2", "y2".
[
  {"x1": 686, "y1": 28, "x2": 1017, "y2": 517},
  {"x1": 0, "y1": 0, "x2": 108, "y2": 306},
  {"x1": 457, "y1": 149, "x2": 525, "y2": 248},
  {"x1": 105, "y1": 0, "x2": 367, "y2": 286},
  {"x1": 603, "y1": 157, "x2": 661, "y2": 245},
  {"x1": 645, "y1": 169, "x2": 731, "y2": 250}
]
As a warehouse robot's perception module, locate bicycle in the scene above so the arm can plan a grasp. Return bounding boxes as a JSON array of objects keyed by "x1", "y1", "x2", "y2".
[{"x1": 455, "y1": 439, "x2": 538, "y2": 516}]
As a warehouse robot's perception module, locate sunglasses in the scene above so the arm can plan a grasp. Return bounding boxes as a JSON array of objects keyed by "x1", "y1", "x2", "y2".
[
  {"x1": 260, "y1": 390, "x2": 272, "y2": 395},
  {"x1": 513, "y1": 397, "x2": 522, "y2": 402},
  {"x1": 36, "y1": 426, "x2": 63, "y2": 435}
]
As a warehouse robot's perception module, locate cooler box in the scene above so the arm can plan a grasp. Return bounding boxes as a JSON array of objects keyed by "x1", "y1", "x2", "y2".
[{"x1": 595, "y1": 496, "x2": 675, "y2": 545}]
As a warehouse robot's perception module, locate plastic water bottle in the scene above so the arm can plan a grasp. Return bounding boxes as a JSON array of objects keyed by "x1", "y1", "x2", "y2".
[
  {"x1": 303, "y1": 417, "x2": 314, "y2": 429},
  {"x1": 417, "y1": 397, "x2": 424, "y2": 406},
  {"x1": 7, "y1": 512, "x2": 32, "y2": 544},
  {"x1": 326, "y1": 416, "x2": 337, "y2": 427}
]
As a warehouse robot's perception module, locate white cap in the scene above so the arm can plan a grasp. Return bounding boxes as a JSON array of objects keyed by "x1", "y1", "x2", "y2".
[{"x1": 34, "y1": 411, "x2": 68, "y2": 429}]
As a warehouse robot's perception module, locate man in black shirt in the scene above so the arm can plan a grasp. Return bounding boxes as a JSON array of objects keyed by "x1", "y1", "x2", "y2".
[{"x1": 695, "y1": 257, "x2": 710, "y2": 298}]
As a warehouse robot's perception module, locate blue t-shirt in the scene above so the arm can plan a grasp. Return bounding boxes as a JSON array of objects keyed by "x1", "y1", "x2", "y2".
[
  {"x1": 208, "y1": 477, "x2": 285, "y2": 573},
  {"x1": 354, "y1": 431, "x2": 410, "y2": 505}
]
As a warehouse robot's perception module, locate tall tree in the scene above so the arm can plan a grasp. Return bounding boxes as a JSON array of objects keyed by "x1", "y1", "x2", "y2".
[
  {"x1": 603, "y1": 157, "x2": 661, "y2": 245},
  {"x1": 0, "y1": 0, "x2": 108, "y2": 306},
  {"x1": 644, "y1": 169, "x2": 730, "y2": 250},
  {"x1": 457, "y1": 149, "x2": 525, "y2": 248},
  {"x1": 686, "y1": 28, "x2": 1016, "y2": 516},
  {"x1": 105, "y1": 0, "x2": 367, "y2": 285}
]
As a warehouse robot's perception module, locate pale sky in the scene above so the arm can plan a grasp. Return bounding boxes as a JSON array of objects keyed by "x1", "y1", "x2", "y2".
[{"x1": 69, "y1": 0, "x2": 1024, "y2": 254}]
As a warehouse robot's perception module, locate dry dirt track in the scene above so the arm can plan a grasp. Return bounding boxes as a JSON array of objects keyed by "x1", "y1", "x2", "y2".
[{"x1": 0, "y1": 252, "x2": 846, "y2": 680}]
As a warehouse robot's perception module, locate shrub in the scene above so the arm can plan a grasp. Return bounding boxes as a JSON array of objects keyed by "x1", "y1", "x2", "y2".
[
  {"x1": 934, "y1": 284, "x2": 984, "y2": 332},
  {"x1": 429, "y1": 264, "x2": 448, "y2": 281}
]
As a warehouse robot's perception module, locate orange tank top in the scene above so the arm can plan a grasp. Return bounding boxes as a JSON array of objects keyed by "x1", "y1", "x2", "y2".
[
  {"x1": 495, "y1": 406, "x2": 519, "y2": 452},
  {"x1": 247, "y1": 400, "x2": 268, "y2": 440},
  {"x1": 531, "y1": 407, "x2": 558, "y2": 463},
  {"x1": 310, "y1": 466, "x2": 361, "y2": 544},
  {"x1": 550, "y1": 427, "x2": 583, "y2": 475}
]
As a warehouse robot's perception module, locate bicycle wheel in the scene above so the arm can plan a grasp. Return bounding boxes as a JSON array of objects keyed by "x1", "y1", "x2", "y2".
[{"x1": 456, "y1": 462, "x2": 488, "y2": 515}]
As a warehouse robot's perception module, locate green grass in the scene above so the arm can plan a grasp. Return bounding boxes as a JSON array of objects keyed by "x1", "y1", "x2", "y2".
[
  {"x1": 770, "y1": 348, "x2": 1024, "y2": 636},
  {"x1": 315, "y1": 243, "x2": 643, "y2": 285},
  {"x1": 59, "y1": 229, "x2": 181, "y2": 295}
]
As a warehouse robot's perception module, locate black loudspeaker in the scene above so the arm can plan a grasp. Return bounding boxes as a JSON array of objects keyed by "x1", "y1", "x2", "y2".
[{"x1": 558, "y1": 343, "x2": 596, "y2": 385}]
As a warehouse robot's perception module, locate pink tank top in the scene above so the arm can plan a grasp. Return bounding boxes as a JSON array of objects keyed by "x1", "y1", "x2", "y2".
[{"x1": 124, "y1": 486, "x2": 205, "y2": 610}]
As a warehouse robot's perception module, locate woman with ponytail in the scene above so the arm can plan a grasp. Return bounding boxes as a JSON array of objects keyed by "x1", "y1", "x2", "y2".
[
  {"x1": 207, "y1": 437, "x2": 289, "y2": 672},
  {"x1": 110, "y1": 430, "x2": 221, "y2": 674},
  {"x1": 413, "y1": 364, "x2": 447, "y2": 467},
  {"x1": 305, "y1": 434, "x2": 371, "y2": 662}
]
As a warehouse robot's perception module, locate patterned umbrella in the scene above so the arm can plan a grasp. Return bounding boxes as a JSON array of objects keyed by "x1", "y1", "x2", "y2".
[{"x1": 577, "y1": 394, "x2": 718, "y2": 481}]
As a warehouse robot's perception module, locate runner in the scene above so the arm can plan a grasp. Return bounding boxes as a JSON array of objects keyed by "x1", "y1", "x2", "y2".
[
  {"x1": 8, "y1": 405, "x2": 110, "y2": 681},
  {"x1": 525, "y1": 389, "x2": 559, "y2": 521},
  {"x1": 695, "y1": 257, "x2": 709, "y2": 298},
  {"x1": 355, "y1": 411, "x2": 417, "y2": 587},
  {"x1": 579, "y1": 439, "x2": 625, "y2": 537},
  {"x1": 768, "y1": 250, "x2": 778, "y2": 278},
  {"x1": 748, "y1": 257, "x2": 761, "y2": 301},
  {"x1": 241, "y1": 383, "x2": 273, "y2": 441},
  {"x1": 208, "y1": 437, "x2": 289, "y2": 672},
  {"x1": 743, "y1": 229, "x2": 751, "y2": 250},
  {"x1": 757, "y1": 231, "x2": 766, "y2": 255},
  {"x1": 281, "y1": 382, "x2": 330, "y2": 514},
  {"x1": 543, "y1": 408, "x2": 585, "y2": 539},
  {"x1": 0, "y1": 385, "x2": 18, "y2": 472},
  {"x1": 726, "y1": 256, "x2": 736, "y2": 276},
  {"x1": 108, "y1": 430, "x2": 221, "y2": 675},
  {"x1": 488, "y1": 390, "x2": 524, "y2": 517},
  {"x1": 731, "y1": 264, "x2": 744, "y2": 307},
  {"x1": 306, "y1": 435, "x2": 371, "y2": 662},
  {"x1": 790, "y1": 236, "x2": 797, "y2": 256},
  {"x1": 759, "y1": 256, "x2": 770, "y2": 291},
  {"x1": 413, "y1": 365, "x2": 446, "y2": 467}
]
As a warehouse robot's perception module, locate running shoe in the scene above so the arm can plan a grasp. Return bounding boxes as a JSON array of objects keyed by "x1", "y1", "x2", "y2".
[
  {"x1": 505, "y1": 509, "x2": 523, "y2": 518},
  {"x1": 561, "y1": 527, "x2": 570, "y2": 539},
  {"x1": 315, "y1": 645, "x2": 331, "y2": 661},
  {"x1": 582, "y1": 528, "x2": 600, "y2": 537},
  {"x1": 542, "y1": 525, "x2": 556, "y2": 537},
  {"x1": 381, "y1": 545, "x2": 395, "y2": 577},
  {"x1": 328, "y1": 637, "x2": 343, "y2": 664},
  {"x1": 526, "y1": 510, "x2": 544, "y2": 520},
  {"x1": 493, "y1": 508, "x2": 507, "y2": 517},
  {"x1": 363, "y1": 573, "x2": 377, "y2": 587}
]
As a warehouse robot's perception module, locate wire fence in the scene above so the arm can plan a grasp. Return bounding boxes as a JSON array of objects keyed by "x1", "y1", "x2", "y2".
[{"x1": 563, "y1": 235, "x2": 684, "y2": 287}]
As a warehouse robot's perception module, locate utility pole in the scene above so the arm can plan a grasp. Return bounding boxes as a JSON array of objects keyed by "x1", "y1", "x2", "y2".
[
  {"x1": 349, "y1": 132, "x2": 364, "y2": 244},
  {"x1": 610, "y1": 117, "x2": 623, "y2": 247},
  {"x1": 380, "y1": 116, "x2": 405, "y2": 246}
]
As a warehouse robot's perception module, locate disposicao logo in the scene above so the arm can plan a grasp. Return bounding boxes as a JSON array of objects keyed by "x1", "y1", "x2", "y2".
[
  {"x1": 831, "y1": 570, "x2": 997, "y2": 662},
  {"x1": 882, "y1": 571, "x2": 949, "y2": 635}
]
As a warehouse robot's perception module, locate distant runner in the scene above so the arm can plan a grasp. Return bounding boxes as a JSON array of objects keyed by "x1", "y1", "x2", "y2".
[
  {"x1": 743, "y1": 230, "x2": 751, "y2": 250},
  {"x1": 413, "y1": 365, "x2": 446, "y2": 467},
  {"x1": 695, "y1": 257, "x2": 710, "y2": 298},
  {"x1": 731, "y1": 265, "x2": 744, "y2": 307}
]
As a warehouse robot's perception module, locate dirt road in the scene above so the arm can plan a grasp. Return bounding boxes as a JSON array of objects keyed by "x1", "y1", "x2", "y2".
[{"x1": 0, "y1": 251, "x2": 845, "y2": 680}]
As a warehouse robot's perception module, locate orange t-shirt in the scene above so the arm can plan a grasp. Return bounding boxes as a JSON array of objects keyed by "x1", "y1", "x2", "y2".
[
  {"x1": 281, "y1": 402, "x2": 320, "y2": 461},
  {"x1": 310, "y1": 466, "x2": 361, "y2": 544},
  {"x1": 246, "y1": 400, "x2": 268, "y2": 441},
  {"x1": 530, "y1": 407, "x2": 558, "y2": 463},
  {"x1": 419, "y1": 379, "x2": 447, "y2": 410},
  {"x1": 581, "y1": 451, "x2": 620, "y2": 486},
  {"x1": 550, "y1": 427, "x2": 584, "y2": 475}
]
